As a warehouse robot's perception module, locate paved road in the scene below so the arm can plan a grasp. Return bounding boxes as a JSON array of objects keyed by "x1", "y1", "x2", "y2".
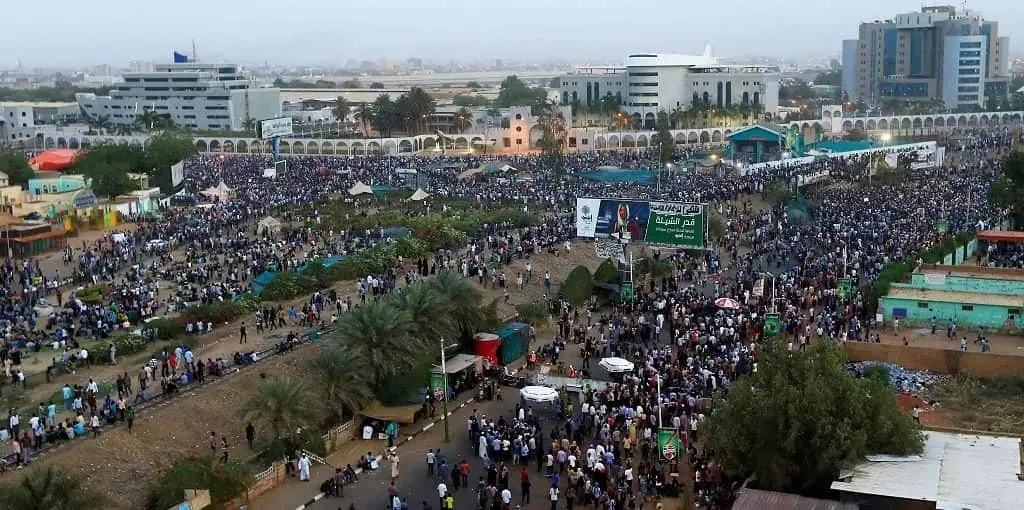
[{"x1": 301, "y1": 392, "x2": 571, "y2": 510}]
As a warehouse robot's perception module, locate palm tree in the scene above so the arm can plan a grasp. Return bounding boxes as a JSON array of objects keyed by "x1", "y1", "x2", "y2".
[
  {"x1": 309, "y1": 346, "x2": 375, "y2": 420},
  {"x1": 392, "y1": 282, "x2": 454, "y2": 343},
  {"x1": 332, "y1": 96, "x2": 350, "y2": 124},
  {"x1": 115, "y1": 124, "x2": 134, "y2": 136},
  {"x1": 404, "y1": 87, "x2": 436, "y2": 134},
  {"x1": 0, "y1": 467, "x2": 105, "y2": 510},
  {"x1": 331, "y1": 299, "x2": 417, "y2": 384},
  {"x1": 355, "y1": 103, "x2": 374, "y2": 137},
  {"x1": 371, "y1": 94, "x2": 398, "y2": 137},
  {"x1": 93, "y1": 115, "x2": 113, "y2": 135},
  {"x1": 453, "y1": 107, "x2": 472, "y2": 133},
  {"x1": 240, "y1": 379, "x2": 323, "y2": 440},
  {"x1": 429, "y1": 271, "x2": 495, "y2": 341}
]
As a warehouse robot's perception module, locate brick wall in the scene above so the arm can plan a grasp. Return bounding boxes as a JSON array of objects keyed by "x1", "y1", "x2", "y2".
[{"x1": 842, "y1": 342, "x2": 1024, "y2": 379}]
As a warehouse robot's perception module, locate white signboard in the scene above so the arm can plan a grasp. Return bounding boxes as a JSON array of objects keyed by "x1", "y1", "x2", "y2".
[
  {"x1": 262, "y1": 168, "x2": 277, "y2": 179},
  {"x1": 257, "y1": 117, "x2": 294, "y2": 139},
  {"x1": 170, "y1": 161, "x2": 185, "y2": 187},
  {"x1": 924, "y1": 273, "x2": 947, "y2": 286},
  {"x1": 575, "y1": 198, "x2": 601, "y2": 238}
]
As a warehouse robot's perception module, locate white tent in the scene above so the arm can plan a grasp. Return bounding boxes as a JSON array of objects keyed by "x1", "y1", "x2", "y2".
[
  {"x1": 520, "y1": 386, "x2": 559, "y2": 403},
  {"x1": 409, "y1": 189, "x2": 429, "y2": 201},
  {"x1": 258, "y1": 216, "x2": 283, "y2": 234},
  {"x1": 598, "y1": 357, "x2": 635, "y2": 373},
  {"x1": 200, "y1": 181, "x2": 232, "y2": 201},
  {"x1": 347, "y1": 182, "x2": 373, "y2": 196}
]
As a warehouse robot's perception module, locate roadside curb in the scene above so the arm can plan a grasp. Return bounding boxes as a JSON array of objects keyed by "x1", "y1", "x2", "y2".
[{"x1": 292, "y1": 396, "x2": 476, "y2": 510}]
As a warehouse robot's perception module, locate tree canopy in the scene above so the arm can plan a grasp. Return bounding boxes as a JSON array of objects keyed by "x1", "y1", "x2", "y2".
[
  {"x1": 706, "y1": 342, "x2": 924, "y2": 495},
  {"x1": 654, "y1": 110, "x2": 674, "y2": 164},
  {"x1": 495, "y1": 75, "x2": 548, "y2": 108},
  {"x1": 364, "y1": 87, "x2": 436, "y2": 137},
  {"x1": 988, "y1": 150, "x2": 1024, "y2": 227},
  {"x1": 453, "y1": 94, "x2": 492, "y2": 108},
  {"x1": 812, "y1": 69, "x2": 842, "y2": 87},
  {"x1": 272, "y1": 78, "x2": 337, "y2": 89},
  {"x1": 69, "y1": 131, "x2": 196, "y2": 197},
  {"x1": 0, "y1": 467, "x2": 105, "y2": 510},
  {"x1": 0, "y1": 151, "x2": 35, "y2": 186}
]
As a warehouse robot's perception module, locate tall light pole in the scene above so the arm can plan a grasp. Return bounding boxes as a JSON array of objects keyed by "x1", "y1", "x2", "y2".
[{"x1": 439, "y1": 340, "x2": 459, "y2": 442}]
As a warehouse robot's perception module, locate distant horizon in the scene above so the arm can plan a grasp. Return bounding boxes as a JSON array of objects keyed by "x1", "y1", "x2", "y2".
[{"x1": 0, "y1": 0, "x2": 1021, "y2": 69}]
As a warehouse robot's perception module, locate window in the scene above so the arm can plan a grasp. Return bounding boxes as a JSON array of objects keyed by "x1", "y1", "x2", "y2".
[
  {"x1": 1008, "y1": 308, "x2": 1021, "y2": 315},
  {"x1": 629, "y1": 82, "x2": 657, "y2": 87},
  {"x1": 502, "y1": 137, "x2": 511, "y2": 148},
  {"x1": 958, "y1": 86, "x2": 979, "y2": 93},
  {"x1": 917, "y1": 302, "x2": 929, "y2": 308},
  {"x1": 958, "y1": 59, "x2": 980, "y2": 67},
  {"x1": 959, "y1": 77, "x2": 980, "y2": 84},
  {"x1": 515, "y1": 139, "x2": 522, "y2": 145},
  {"x1": 958, "y1": 94, "x2": 978, "y2": 101},
  {"x1": 959, "y1": 50, "x2": 981, "y2": 58},
  {"x1": 961, "y1": 304, "x2": 974, "y2": 311},
  {"x1": 628, "y1": 72, "x2": 658, "y2": 77},
  {"x1": 515, "y1": 126, "x2": 522, "y2": 132},
  {"x1": 959, "y1": 41, "x2": 982, "y2": 49}
]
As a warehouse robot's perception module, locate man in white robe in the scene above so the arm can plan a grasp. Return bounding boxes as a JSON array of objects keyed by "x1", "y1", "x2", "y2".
[{"x1": 298, "y1": 453, "x2": 311, "y2": 481}]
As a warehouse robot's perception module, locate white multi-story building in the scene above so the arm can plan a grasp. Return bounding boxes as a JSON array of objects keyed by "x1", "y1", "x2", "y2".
[
  {"x1": 559, "y1": 48, "x2": 780, "y2": 129},
  {"x1": 76, "y1": 60, "x2": 281, "y2": 131}
]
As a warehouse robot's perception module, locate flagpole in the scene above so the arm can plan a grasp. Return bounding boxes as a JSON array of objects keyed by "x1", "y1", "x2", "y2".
[{"x1": 656, "y1": 372, "x2": 663, "y2": 428}]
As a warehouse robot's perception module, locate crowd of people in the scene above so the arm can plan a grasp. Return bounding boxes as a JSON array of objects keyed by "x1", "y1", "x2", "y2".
[{"x1": 0, "y1": 124, "x2": 1018, "y2": 508}]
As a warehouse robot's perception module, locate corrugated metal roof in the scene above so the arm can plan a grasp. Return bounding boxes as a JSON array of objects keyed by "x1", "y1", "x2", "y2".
[
  {"x1": 732, "y1": 489, "x2": 858, "y2": 510},
  {"x1": 831, "y1": 432, "x2": 1023, "y2": 510}
]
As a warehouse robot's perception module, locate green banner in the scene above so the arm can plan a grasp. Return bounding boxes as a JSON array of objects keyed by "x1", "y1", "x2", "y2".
[
  {"x1": 837, "y1": 278, "x2": 852, "y2": 300},
  {"x1": 645, "y1": 202, "x2": 705, "y2": 248},
  {"x1": 619, "y1": 282, "x2": 634, "y2": 302},
  {"x1": 657, "y1": 428, "x2": 682, "y2": 461},
  {"x1": 764, "y1": 313, "x2": 781, "y2": 337},
  {"x1": 429, "y1": 372, "x2": 446, "y2": 400}
]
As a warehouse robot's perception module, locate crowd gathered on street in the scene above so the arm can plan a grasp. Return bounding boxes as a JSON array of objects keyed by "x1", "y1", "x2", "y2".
[{"x1": 0, "y1": 125, "x2": 1019, "y2": 509}]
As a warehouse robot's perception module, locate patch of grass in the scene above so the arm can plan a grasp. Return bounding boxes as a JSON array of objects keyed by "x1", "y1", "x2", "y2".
[{"x1": 929, "y1": 374, "x2": 1024, "y2": 435}]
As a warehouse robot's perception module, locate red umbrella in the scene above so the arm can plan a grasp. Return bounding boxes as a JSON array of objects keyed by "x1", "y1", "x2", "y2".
[{"x1": 714, "y1": 297, "x2": 740, "y2": 310}]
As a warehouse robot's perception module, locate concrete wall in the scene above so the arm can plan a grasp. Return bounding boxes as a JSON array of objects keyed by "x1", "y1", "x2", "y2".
[
  {"x1": 842, "y1": 342, "x2": 1024, "y2": 379},
  {"x1": 879, "y1": 295, "x2": 1022, "y2": 329},
  {"x1": 907, "y1": 274, "x2": 1024, "y2": 295}
]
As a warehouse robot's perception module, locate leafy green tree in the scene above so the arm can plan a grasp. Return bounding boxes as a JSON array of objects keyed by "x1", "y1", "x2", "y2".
[
  {"x1": 453, "y1": 94, "x2": 492, "y2": 108},
  {"x1": 370, "y1": 94, "x2": 399, "y2": 137},
  {"x1": 404, "y1": 87, "x2": 436, "y2": 134},
  {"x1": 341, "y1": 78, "x2": 362, "y2": 88},
  {"x1": 0, "y1": 151, "x2": 35, "y2": 186},
  {"x1": 496, "y1": 75, "x2": 547, "y2": 108},
  {"x1": 309, "y1": 345, "x2": 375, "y2": 420},
  {"x1": 706, "y1": 342, "x2": 924, "y2": 495},
  {"x1": 988, "y1": 150, "x2": 1024, "y2": 227},
  {"x1": 355, "y1": 103, "x2": 374, "y2": 136},
  {"x1": 812, "y1": 69, "x2": 842, "y2": 87},
  {"x1": 392, "y1": 282, "x2": 454, "y2": 343},
  {"x1": 466, "y1": 81, "x2": 482, "y2": 89},
  {"x1": 370, "y1": 81, "x2": 385, "y2": 89},
  {"x1": 763, "y1": 178, "x2": 792, "y2": 206},
  {"x1": 593, "y1": 259, "x2": 620, "y2": 285},
  {"x1": 0, "y1": 467, "x2": 105, "y2": 510},
  {"x1": 454, "y1": 107, "x2": 472, "y2": 133},
  {"x1": 534, "y1": 100, "x2": 566, "y2": 171},
  {"x1": 143, "y1": 131, "x2": 197, "y2": 193},
  {"x1": 559, "y1": 265, "x2": 594, "y2": 306},
  {"x1": 146, "y1": 455, "x2": 250, "y2": 510},
  {"x1": 429, "y1": 270, "x2": 499, "y2": 343},
  {"x1": 240, "y1": 379, "x2": 324, "y2": 441}
]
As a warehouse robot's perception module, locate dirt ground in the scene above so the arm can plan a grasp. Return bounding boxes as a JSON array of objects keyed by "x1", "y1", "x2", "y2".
[
  {"x1": 15, "y1": 345, "x2": 321, "y2": 510},
  {"x1": 874, "y1": 327, "x2": 1024, "y2": 356},
  {"x1": 0, "y1": 240, "x2": 607, "y2": 503}
]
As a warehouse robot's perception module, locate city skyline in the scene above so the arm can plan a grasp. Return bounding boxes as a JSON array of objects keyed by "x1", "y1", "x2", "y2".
[{"x1": 2, "y1": 0, "x2": 1021, "y2": 68}]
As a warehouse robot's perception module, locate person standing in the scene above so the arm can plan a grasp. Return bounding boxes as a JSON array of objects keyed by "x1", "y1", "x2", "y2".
[
  {"x1": 298, "y1": 453, "x2": 311, "y2": 481},
  {"x1": 239, "y1": 322, "x2": 247, "y2": 344},
  {"x1": 220, "y1": 435, "x2": 230, "y2": 463},
  {"x1": 548, "y1": 485, "x2": 558, "y2": 510},
  {"x1": 246, "y1": 422, "x2": 256, "y2": 449},
  {"x1": 389, "y1": 448, "x2": 401, "y2": 483},
  {"x1": 126, "y1": 406, "x2": 135, "y2": 433},
  {"x1": 427, "y1": 448, "x2": 436, "y2": 476},
  {"x1": 520, "y1": 468, "x2": 531, "y2": 505}
]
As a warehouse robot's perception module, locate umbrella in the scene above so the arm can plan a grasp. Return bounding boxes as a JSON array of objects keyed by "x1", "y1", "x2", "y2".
[
  {"x1": 520, "y1": 386, "x2": 559, "y2": 403},
  {"x1": 714, "y1": 297, "x2": 740, "y2": 310},
  {"x1": 598, "y1": 357, "x2": 635, "y2": 373}
]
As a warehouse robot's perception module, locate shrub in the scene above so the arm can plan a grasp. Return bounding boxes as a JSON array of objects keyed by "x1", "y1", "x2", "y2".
[
  {"x1": 593, "y1": 259, "x2": 620, "y2": 285},
  {"x1": 559, "y1": 265, "x2": 594, "y2": 306},
  {"x1": 256, "y1": 430, "x2": 327, "y2": 465},
  {"x1": 94, "y1": 334, "x2": 149, "y2": 363},
  {"x1": 146, "y1": 455, "x2": 250, "y2": 510},
  {"x1": 147, "y1": 318, "x2": 184, "y2": 341},
  {"x1": 395, "y1": 235, "x2": 428, "y2": 259},
  {"x1": 234, "y1": 293, "x2": 263, "y2": 313},
  {"x1": 184, "y1": 301, "x2": 246, "y2": 325},
  {"x1": 514, "y1": 302, "x2": 549, "y2": 326},
  {"x1": 76, "y1": 283, "x2": 111, "y2": 305}
]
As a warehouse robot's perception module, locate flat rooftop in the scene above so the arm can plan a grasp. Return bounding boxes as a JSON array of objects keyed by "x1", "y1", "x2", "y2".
[
  {"x1": 0, "y1": 101, "x2": 78, "y2": 108},
  {"x1": 917, "y1": 263, "x2": 1024, "y2": 282},
  {"x1": 831, "y1": 431, "x2": 1023, "y2": 510},
  {"x1": 885, "y1": 287, "x2": 1024, "y2": 308}
]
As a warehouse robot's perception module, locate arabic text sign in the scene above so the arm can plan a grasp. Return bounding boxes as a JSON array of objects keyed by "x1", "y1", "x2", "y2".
[
  {"x1": 257, "y1": 117, "x2": 294, "y2": 139},
  {"x1": 575, "y1": 198, "x2": 706, "y2": 248}
]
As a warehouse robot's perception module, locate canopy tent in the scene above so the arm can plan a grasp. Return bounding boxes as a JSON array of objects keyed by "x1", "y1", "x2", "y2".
[
  {"x1": 714, "y1": 297, "x2": 741, "y2": 310},
  {"x1": 258, "y1": 216, "x2": 283, "y2": 234},
  {"x1": 409, "y1": 188, "x2": 429, "y2": 201},
  {"x1": 457, "y1": 168, "x2": 482, "y2": 180},
  {"x1": 199, "y1": 181, "x2": 232, "y2": 201},
  {"x1": 598, "y1": 357, "x2": 635, "y2": 373},
  {"x1": 520, "y1": 385, "x2": 559, "y2": 403},
  {"x1": 434, "y1": 353, "x2": 482, "y2": 375},
  {"x1": 348, "y1": 181, "x2": 373, "y2": 196},
  {"x1": 359, "y1": 401, "x2": 421, "y2": 425},
  {"x1": 28, "y1": 149, "x2": 80, "y2": 171}
]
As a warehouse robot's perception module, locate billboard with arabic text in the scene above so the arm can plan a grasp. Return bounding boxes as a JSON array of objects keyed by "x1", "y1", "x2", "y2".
[{"x1": 576, "y1": 198, "x2": 706, "y2": 248}]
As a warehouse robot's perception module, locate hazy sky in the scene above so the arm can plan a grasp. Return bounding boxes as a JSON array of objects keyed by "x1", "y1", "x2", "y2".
[{"x1": 3, "y1": 0, "x2": 1021, "y2": 67}]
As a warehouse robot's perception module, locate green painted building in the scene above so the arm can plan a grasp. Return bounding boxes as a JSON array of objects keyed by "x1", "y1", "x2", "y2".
[{"x1": 879, "y1": 265, "x2": 1024, "y2": 329}]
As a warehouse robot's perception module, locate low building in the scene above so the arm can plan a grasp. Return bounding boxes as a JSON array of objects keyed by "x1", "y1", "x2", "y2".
[
  {"x1": 732, "y1": 489, "x2": 857, "y2": 510},
  {"x1": 831, "y1": 431, "x2": 1023, "y2": 509},
  {"x1": 27, "y1": 175, "x2": 88, "y2": 197},
  {"x1": 879, "y1": 264, "x2": 1024, "y2": 329},
  {"x1": 0, "y1": 221, "x2": 67, "y2": 258}
]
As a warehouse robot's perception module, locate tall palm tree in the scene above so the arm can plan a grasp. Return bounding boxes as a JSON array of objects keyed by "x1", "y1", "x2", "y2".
[
  {"x1": 453, "y1": 107, "x2": 472, "y2": 133},
  {"x1": 355, "y1": 103, "x2": 374, "y2": 137},
  {"x1": 240, "y1": 379, "x2": 323, "y2": 440},
  {"x1": 392, "y1": 282, "x2": 455, "y2": 343},
  {"x1": 93, "y1": 115, "x2": 113, "y2": 135},
  {"x1": 309, "y1": 346, "x2": 375, "y2": 420},
  {"x1": 0, "y1": 467, "x2": 105, "y2": 510},
  {"x1": 405, "y1": 87, "x2": 436, "y2": 134},
  {"x1": 332, "y1": 96, "x2": 350, "y2": 124},
  {"x1": 429, "y1": 271, "x2": 497, "y2": 341},
  {"x1": 331, "y1": 299, "x2": 417, "y2": 384}
]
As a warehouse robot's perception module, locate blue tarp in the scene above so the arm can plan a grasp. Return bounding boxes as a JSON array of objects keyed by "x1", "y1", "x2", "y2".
[{"x1": 251, "y1": 271, "x2": 279, "y2": 295}]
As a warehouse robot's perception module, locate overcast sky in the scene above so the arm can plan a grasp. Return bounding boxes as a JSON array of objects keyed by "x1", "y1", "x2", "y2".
[{"x1": 3, "y1": 0, "x2": 1021, "y2": 68}]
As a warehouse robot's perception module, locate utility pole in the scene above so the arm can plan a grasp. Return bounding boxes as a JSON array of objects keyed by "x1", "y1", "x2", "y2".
[{"x1": 439, "y1": 339, "x2": 458, "y2": 442}]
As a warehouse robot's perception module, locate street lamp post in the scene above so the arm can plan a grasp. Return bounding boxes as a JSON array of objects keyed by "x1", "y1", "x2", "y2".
[{"x1": 439, "y1": 339, "x2": 459, "y2": 442}]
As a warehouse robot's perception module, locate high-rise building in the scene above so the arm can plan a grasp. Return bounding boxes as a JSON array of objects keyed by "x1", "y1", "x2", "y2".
[
  {"x1": 76, "y1": 57, "x2": 281, "y2": 132},
  {"x1": 843, "y1": 5, "x2": 1010, "y2": 109}
]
